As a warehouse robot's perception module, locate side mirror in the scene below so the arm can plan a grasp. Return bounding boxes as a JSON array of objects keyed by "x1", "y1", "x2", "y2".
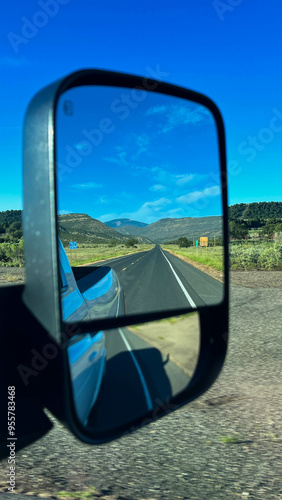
[{"x1": 22, "y1": 70, "x2": 228, "y2": 443}]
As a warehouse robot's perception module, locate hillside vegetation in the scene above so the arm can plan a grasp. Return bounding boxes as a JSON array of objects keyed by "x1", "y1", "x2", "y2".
[
  {"x1": 0, "y1": 202, "x2": 282, "y2": 270},
  {"x1": 112, "y1": 216, "x2": 223, "y2": 242},
  {"x1": 0, "y1": 210, "x2": 24, "y2": 267},
  {"x1": 58, "y1": 213, "x2": 151, "y2": 246},
  {"x1": 229, "y1": 201, "x2": 282, "y2": 220},
  {"x1": 227, "y1": 204, "x2": 282, "y2": 271},
  {"x1": 163, "y1": 202, "x2": 282, "y2": 271},
  {"x1": 58, "y1": 213, "x2": 128, "y2": 245}
]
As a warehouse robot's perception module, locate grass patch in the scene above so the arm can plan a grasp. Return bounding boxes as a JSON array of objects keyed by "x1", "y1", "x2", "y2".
[
  {"x1": 219, "y1": 434, "x2": 241, "y2": 444},
  {"x1": 64, "y1": 243, "x2": 154, "y2": 266},
  {"x1": 161, "y1": 244, "x2": 224, "y2": 271},
  {"x1": 56, "y1": 487, "x2": 98, "y2": 499},
  {"x1": 163, "y1": 242, "x2": 282, "y2": 271}
]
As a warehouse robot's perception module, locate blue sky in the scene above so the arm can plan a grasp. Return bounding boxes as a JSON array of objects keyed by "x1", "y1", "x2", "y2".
[
  {"x1": 56, "y1": 86, "x2": 221, "y2": 222},
  {"x1": 1, "y1": 0, "x2": 282, "y2": 217}
]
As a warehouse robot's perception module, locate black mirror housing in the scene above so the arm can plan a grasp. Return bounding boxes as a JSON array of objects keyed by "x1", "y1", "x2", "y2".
[{"x1": 20, "y1": 69, "x2": 229, "y2": 443}]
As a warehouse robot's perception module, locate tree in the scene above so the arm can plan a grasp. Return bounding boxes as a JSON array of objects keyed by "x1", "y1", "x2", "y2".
[
  {"x1": 178, "y1": 237, "x2": 193, "y2": 248},
  {"x1": 108, "y1": 239, "x2": 118, "y2": 247},
  {"x1": 125, "y1": 238, "x2": 138, "y2": 248},
  {"x1": 229, "y1": 221, "x2": 248, "y2": 240}
]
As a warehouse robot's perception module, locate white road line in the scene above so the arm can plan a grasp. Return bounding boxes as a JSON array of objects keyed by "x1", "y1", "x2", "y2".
[
  {"x1": 160, "y1": 248, "x2": 197, "y2": 309},
  {"x1": 118, "y1": 328, "x2": 153, "y2": 412}
]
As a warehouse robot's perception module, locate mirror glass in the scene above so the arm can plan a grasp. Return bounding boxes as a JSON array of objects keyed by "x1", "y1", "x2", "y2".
[
  {"x1": 56, "y1": 86, "x2": 224, "y2": 324},
  {"x1": 67, "y1": 312, "x2": 200, "y2": 428}
]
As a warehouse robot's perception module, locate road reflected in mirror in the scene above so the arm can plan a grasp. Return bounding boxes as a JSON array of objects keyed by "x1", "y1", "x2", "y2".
[
  {"x1": 67, "y1": 312, "x2": 200, "y2": 430},
  {"x1": 56, "y1": 85, "x2": 224, "y2": 320}
]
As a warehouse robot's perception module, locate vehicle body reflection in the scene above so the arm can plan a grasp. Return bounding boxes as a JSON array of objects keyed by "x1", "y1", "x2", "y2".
[{"x1": 59, "y1": 239, "x2": 124, "y2": 424}]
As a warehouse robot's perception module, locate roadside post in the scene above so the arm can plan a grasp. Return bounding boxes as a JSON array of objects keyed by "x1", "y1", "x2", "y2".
[{"x1": 69, "y1": 241, "x2": 77, "y2": 263}]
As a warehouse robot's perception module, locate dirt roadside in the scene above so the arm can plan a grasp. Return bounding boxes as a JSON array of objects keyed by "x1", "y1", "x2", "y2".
[
  {"x1": 129, "y1": 313, "x2": 200, "y2": 378},
  {"x1": 1, "y1": 265, "x2": 281, "y2": 289},
  {"x1": 0, "y1": 267, "x2": 25, "y2": 286}
]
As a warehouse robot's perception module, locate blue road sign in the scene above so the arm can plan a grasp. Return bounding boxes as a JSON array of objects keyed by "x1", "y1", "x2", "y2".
[
  {"x1": 196, "y1": 240, "x2": 199, "y2": 247},
  {"x1": 69, "y1": 241, "x2": 77, "y2": 249}
]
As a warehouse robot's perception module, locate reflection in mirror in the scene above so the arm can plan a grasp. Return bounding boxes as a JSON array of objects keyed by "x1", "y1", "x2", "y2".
[
  {"x1": 67, "y1": 312, "x2": 200, "y2": 429},
  {"x1": 56, "y1": 86, "x2": 224, "y2": 321}
]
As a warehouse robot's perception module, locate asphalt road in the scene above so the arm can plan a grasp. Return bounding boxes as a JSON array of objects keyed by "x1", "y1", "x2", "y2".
[
  {"x1": 93, "y1": 245, "x2": 224, "y2": 315},
  {"x1": 87, "y1": 326, "x2": 190, "y2": 433},
  {"x1": 83, "y1": 245, "x2": 219, "y2": 433},
  {"x1": 1, "y1": 278, "x2": 281, "y2": 499}
]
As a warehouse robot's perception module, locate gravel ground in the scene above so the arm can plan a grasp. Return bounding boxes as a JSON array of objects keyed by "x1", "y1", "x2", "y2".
[
  {"x1": 0, "y1": 270, "x2": 281, "y2": 499},
  {"x1": 0, "y1": 267, "x2": 25, "y2": 286}
]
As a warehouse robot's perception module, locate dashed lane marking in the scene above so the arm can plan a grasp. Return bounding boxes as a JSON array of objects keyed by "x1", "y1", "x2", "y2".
[{"x1": 121, "y1": 254, "x2": 147, "y2": 272}]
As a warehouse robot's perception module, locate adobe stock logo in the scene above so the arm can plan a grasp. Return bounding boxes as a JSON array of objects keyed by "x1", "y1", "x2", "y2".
[
  {"x1": 213, "y1": 0, "x2": 244, "y2": 21},
  {"x1": 7, "y1": 0, "x2": 70, "y2": 54}
]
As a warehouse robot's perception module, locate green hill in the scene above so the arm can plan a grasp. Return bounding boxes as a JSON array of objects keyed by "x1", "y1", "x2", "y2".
[
  {"x1": 58, "y1": 213, "x2": 150, "y2": 245},
  {"x1": 229, "y1": 202, "x2": 282, "y2": 220},
  {"x1": 114, "y1": 216, "x2": 223, "y2": 243},
  {"x1": 58, "y1": 213, "x2": 130, "y2": 245}
]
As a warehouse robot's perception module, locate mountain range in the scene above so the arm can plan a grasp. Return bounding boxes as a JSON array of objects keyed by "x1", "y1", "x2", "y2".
[
  {"x1": 2, "y1": 201, "x2": 281, "y2": 247},
  {"x1": 58, "y1": 213, "x2": 150, "y2": 245},
  {"x1": 105, "y1": 218, "x2": 148, "y2": 229},
  {"x1": 57, "y1": 213, "x2": 222, "y2": 244},
  {"x1": 105, "y1": 216, "x2": 223, "y2": 243}
]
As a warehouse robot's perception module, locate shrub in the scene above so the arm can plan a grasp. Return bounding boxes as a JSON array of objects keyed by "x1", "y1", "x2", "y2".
[
  {"x1": 0, "y1": 240, "x2": 24, "y2": 267},
  {"x1": 125, "y1": 238, "x2": 138, "y2": 248},
  {"x1": 230, "y1": 245, "x2": 261, "y2": 269},
  {"x1": 178, "y1": 237, "x2": 193, "y2": 248},
  {"x1": 230, "y1": 243, "x2": 282, "y2": 270},
  {"x1": 257, "y1": 245, "x2": 282, "y2": 270},
  {"x1": 108, "y1": 239, "x2": 118, "y2": 247}
]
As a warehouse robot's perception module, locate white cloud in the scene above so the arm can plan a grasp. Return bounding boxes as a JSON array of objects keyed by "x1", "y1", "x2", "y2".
[
  {"x1": 97, "y1": 196, "x2": 110, "y2": 204},
  {"x1": 175, "y1": 174, "x2": 196, "y2": 186},
  {"x1": 73, "y1": 142, "x2": 90, "y2": 152},
  {"x1": 122, "y1": 197, "x2": 172, "y2": 223},
  {"x1": 70, "y1": 182, "x2": 102, "y2": 189},
  {"x1": 151, "y1": 166, "x2": 202, "y2": 189},
  {"x1": 177, "y1": 185, "x2": 221, "y2": 204},
  {"x1": 146, "y1": 102, "x2": 210, "y2": 133},
  {"x1": 58, "y1": 210, "x2": 71, "y2": 215},
  {"x1": 145, "y1": 104, "x2": 167, "y2": 116},
  {"x1": 142, "y1": 197, "x2": 171, "y2": 209},
  {"x1": 98, "y1": 212, "x2": 119, "y2": 222},
  {"x1": 161, "y1": 105, "x2": 208, "y2": 133},
  {"x1": 103, "y1": 150, "x2": 128, "y2": 167},
  {"x1": 165, "y1": 208, "x2": 182, "y2": 216},
  {"x1": 134, "y1": 133, "x2": 150, "y2": 157},
  {"x1": 149, "y1": 184, "x2": 167, "y2": 192}
]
